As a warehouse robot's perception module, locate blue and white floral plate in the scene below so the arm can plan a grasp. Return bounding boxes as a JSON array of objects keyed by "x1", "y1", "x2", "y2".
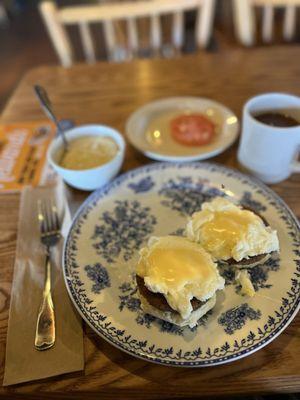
[{"x1": 63, "y1": 162, "x2": 300, "y2": 367}]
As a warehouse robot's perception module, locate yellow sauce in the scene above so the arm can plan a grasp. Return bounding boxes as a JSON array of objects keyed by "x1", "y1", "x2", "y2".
[
  {"x1": 60, "y1": 136, "x2": 118, "y2": 170},
  {"x1": 137, "y1": 236, "x2": 219, "y2": 291},
  {"x1": 138, "y1": 245, "x2": 212, "y2": 289},
  {"x1": 201, "y1": 210, "x2": 255, "y2": 255}
]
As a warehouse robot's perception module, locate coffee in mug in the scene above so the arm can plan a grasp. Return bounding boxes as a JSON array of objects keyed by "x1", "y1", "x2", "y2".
[{"x1": 253, "y1": 111, "x2": 299, "y2": 127}]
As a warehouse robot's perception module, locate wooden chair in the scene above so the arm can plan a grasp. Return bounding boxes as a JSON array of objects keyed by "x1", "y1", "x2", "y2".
[
  {"x1": 233, "y1": 0, "x2": 300, "y2": 46},
  {"x1": 39, "y1": 0, "x2": 216, "y2": 67}
]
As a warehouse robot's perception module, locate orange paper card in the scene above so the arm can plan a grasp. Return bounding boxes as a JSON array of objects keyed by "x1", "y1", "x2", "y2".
[{"x1": 0, "y1": 121, "x2": 56, "y2": 192}]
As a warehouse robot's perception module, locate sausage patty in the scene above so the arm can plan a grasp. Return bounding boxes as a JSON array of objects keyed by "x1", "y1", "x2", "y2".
[
  {"x1": 136, "y1": 275, "x2": 205, "y2": 315},
  {"x1": 224, "y1": 252, "x2": 269, "y2": 266}
]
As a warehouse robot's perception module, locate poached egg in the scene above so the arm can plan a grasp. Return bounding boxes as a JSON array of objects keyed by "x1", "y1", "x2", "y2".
[{"x1": 186, "y1": 197, "x2": 279, "y2": 262}]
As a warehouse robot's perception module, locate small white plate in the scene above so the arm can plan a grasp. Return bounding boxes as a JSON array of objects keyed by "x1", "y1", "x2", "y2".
[{"x1": 126, "y1": 97, "x2": 239, "y2": 162}]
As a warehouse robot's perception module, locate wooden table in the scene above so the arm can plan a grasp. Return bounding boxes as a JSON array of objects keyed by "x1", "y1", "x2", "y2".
[{"x1": 0, "y1": 46, "x2": 300, "y2": 399}]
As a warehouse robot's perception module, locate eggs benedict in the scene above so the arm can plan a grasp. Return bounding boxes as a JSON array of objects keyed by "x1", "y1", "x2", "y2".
[{"x1": 136, "y1": 236, "x2": 225, "y2": 328}]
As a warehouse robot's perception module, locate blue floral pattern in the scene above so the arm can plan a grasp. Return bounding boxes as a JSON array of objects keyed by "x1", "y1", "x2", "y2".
[
  {"x1": 135, "y1": 313, "x2": 156, "y2": 328},
  {"x1": 218, "y1": 304, "x2": 262, "y2": 335},
  {"x1": 85, "y1": 263, "x2": 110, "y2": 294},
  {"x1": 240, "y1": 191, "x2": 267, "y2": 214},
  {"x1": 219, "y1": 265, "x2": 236, "y2": 286},
  {"x1": 119, "y1": 280, "x2": 140, "y2": 312},
  {"x1": 92, "y1": 200, "x2": 156, "y2": 262},
  {"x1": 219, "y1": 253, "x2": 280, "y2": 293},
  {"x1": 158, "y1": 321, "x2": 184, "y2": 336},
  {"x1": 248, "y1": 255, "x2": 280, "y2": 291},
  {"x1": 128, "y1": 176, "x2": 155, "y2": 193},
  {"x1": 63, "y1": 162, "x2": 300, "y2": 366},
  {"x1": 159, "y1": 176, "x2": 225, "y2": 216},
  {"x1": 169, "y1": 227, "x2": 186, "y2": 237}
]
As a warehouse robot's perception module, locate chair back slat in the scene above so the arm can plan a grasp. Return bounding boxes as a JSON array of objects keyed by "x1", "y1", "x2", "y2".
[
  {"x1": 233, "y1": 0, "x2": 300, "y2": 45},
  {"x1": 103, "y1": 20, "x2": 117, "y2": 60},
  {"x1": 172, "y1": 11, "x2": 184, "y2": 50},
  {"x1": 150, "y1": 14, "x2": 162, "y2": 53},
  {"x1": 233, "y1": 0, "x2": 255, "y2": 46},
  {"x1": 127, "y1": 17, "x2": 139, "y2": 56},
  {"x1": 40, "y1": 1, "x2": 73, "y2": 67},
  {"x1": 79, "y1": 21, "x2": 96, "y2": 63},
  {"x1": 40, "y1": 0, "x2": 215, "y2": 65},
  {"x1": 58, "y1": 1, "x2": 204, "y2": 23},
  {"x1": 262, "y1": 5, "x2": 274, "y2": 42},
  {"x1": 283, "y1": 5, "x2": 297, "y2": 40},
  {"x1": 196, "y1": 0, "x2": 216, "y2": 47}
]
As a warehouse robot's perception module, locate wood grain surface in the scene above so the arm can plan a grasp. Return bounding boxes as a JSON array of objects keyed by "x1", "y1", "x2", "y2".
[{"x1": 0, "y1": 46, "x2": 300, "y2": 399}]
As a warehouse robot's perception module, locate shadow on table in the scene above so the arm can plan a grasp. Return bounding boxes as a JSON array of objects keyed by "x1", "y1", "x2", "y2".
[{"x1": 3, "y1": 318, "x2": 296, "y2": 400}]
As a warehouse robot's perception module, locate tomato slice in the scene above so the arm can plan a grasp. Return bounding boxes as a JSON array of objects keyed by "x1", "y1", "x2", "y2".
[{"x1": 170, "y1": 114, "x2": 215, "y2": 146}]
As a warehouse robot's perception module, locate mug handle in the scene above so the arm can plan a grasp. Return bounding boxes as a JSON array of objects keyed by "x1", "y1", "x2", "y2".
[
  {"x1": 291, "y1": 147, "x2": 300, "y2": 172},
  {"x1": 291, "y1": 161, "x2": 300, "y2": 172}
]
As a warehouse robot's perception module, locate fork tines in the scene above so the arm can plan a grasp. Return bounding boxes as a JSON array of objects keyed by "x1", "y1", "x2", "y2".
[{"x1": 37, "y1": 199, "x2": 60, "y2": 235}]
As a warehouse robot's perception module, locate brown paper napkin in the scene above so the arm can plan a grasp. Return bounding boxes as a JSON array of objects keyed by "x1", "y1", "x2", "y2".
[{"x1": 3, "y1": 180, "x2": 84, "y2": 386}]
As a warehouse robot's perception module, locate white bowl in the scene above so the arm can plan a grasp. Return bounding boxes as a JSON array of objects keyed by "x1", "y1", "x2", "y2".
[{"x1": 47, "y1": 125, "x2": 125, "y2": 191}]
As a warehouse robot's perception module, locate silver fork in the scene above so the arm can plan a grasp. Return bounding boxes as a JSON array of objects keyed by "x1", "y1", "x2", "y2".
[{"x1": 35, "y1": 199, "x2": 61, "y2": 351}]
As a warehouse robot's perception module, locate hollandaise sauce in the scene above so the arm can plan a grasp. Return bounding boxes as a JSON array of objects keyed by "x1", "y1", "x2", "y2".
[
  {"x1": 138, "y1": 242, "x2": 213, "y2": 289},
  {"x1": 60, "y1": 136, "x2": 118, "y2": 170},
  {"x1": 201, "y1": 210, "x2": 256, "y2": 256}
]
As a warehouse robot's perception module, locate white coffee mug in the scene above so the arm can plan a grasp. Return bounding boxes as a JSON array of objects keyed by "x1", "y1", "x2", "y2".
[{"x1": 238, "y1": 93, "x2": 300, "y2": 184}]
